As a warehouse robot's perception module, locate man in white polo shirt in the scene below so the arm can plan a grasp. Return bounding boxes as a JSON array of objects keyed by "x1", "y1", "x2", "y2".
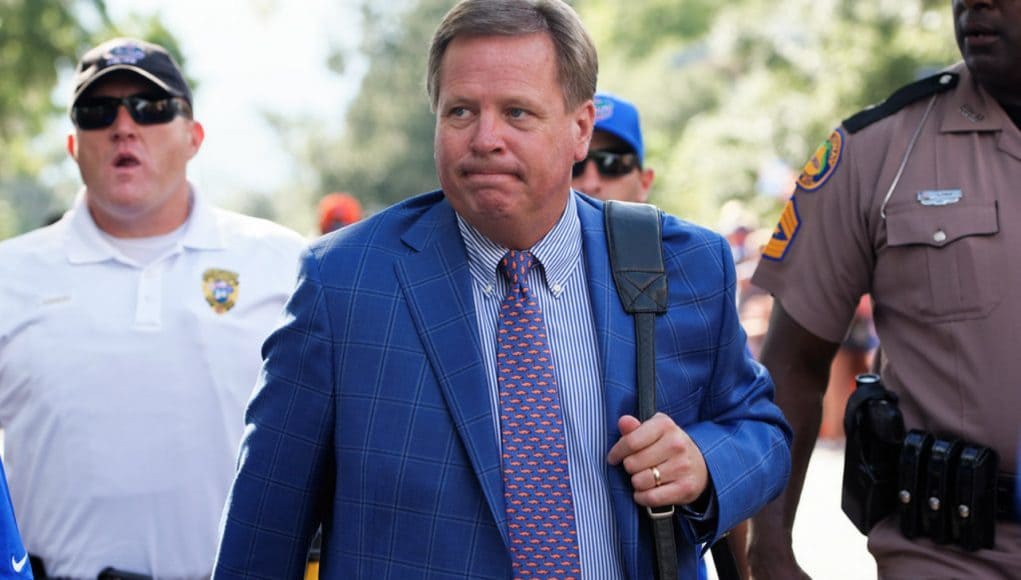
[{"x1": 0, "y1": 37, "x2": 305, "y2": 578}]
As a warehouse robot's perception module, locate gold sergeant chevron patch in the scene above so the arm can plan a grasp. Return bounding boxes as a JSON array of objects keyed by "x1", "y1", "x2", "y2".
[{"x1": 762, "y1": 197, "x2": 800, "y2": 261}]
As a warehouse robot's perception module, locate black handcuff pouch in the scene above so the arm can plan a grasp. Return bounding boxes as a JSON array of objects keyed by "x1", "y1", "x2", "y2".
[
  {"x1": 953, "y1": 444, "x2": 999, "y2": 551},
  {"x1": 922, "y1": 436, "x2": 963, "y2": 543},
  {"x1": 898, "y1": 429, "x2": 933, "y2": 538}
]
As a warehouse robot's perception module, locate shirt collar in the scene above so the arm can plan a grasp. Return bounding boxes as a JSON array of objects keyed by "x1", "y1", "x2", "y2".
[
  {"x1": 457, "y1": 190, "x2": 583, "y2": 296},
  {"x1": 64, "y1": 184, "x2": 224, "y2": 264},
  {"x1": 940, "y1": 62, "x2": 1013, "y2": 134},
  {"x1": 181, "y1": 188, "x2": 226, "y2": 251}
]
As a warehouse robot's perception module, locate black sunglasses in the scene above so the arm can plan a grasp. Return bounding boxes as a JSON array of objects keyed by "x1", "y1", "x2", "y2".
[
  {"x1": 571, "y1": 150, "x2": 640, "y2": 179},
  {"x1": 71, "y1": 95, "x2": 192, "y2": 130}
]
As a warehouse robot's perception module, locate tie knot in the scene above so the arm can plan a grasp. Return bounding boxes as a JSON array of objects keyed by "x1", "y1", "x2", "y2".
[{"x1": 499, "y1": 250, "x2": 535, "y2": 289}]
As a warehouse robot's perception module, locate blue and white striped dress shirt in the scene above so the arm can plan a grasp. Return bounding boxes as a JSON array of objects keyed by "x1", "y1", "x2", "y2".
[{"x1": 457, "y1": 192, "x2": 626, "y2": 579}]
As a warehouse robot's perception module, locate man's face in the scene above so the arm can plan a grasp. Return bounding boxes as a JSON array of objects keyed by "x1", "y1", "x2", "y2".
[
  {"x1": 571, "y1": 130, "x2": 654, "y2": 203},
  {"x1": 953, "y1": 0, "x2": 1021, "y2": 103},
  {"x1": 434, "y1": 33, "x2": 594, "y2": 250},
  {"x1": 67, "y1": 74, "x2": 203, "y2": 237}
]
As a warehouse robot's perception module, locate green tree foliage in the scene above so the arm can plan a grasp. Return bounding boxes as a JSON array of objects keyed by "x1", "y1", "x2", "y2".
[
  {"x1": 580, "y1": 0, "x2": 719, "y2": 59},
  {"x1": 0, "y1": 1, "x2": 91, "y2": 167},
  {"x1": 302, "y1": 0, "x2": 958, "y2": 233},
  {"x1": 298, "y1": 0, "x2": 456, "y2": 214},
  {"x1": 583, "y1": 0, "x2": 957, "y2": 227},
  {"x1": 0, "y1": 0, "x2": 187, "y2": 238},
  {"x1": 0, "y1": 0, "x2": 99, "y2": 238}
]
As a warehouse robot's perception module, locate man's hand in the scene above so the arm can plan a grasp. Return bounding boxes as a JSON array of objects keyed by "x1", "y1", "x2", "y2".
[{"x1": 606, "y1": 412, "x2": 708, "y2": 507}]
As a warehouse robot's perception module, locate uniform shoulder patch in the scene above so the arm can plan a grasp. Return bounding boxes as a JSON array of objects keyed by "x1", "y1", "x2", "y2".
[
  {"x1": 761, "y1": 196, "x2": 801, "y2": 261},
  {"x1": 796, "y1": 128, "x2": 844, "y2": 192},
  {"x1": 842, "y1": 72, "x2": 959, "y2": 134}
]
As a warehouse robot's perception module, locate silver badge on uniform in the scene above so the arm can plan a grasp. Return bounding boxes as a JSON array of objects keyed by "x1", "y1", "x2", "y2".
[{"x1": 917, "y1": 189, "x2": 963, "y2": 206}]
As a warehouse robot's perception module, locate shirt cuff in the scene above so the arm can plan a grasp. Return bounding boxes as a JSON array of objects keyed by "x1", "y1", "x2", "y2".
[{"x1": 679, "y1": 481, "x2": 718, "y2": 544}]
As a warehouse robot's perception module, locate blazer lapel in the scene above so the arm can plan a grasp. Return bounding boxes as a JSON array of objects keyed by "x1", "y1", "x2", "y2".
[
  {"x1": 394, "y1": 199, "x2": 510, "y2": 546},
  {"x1": 577, "y1": 196, "x2": 647, "y2": 579}
]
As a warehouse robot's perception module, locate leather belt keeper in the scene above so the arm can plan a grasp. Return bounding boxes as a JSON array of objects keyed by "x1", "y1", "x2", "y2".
[{"x1": 997, "y1": 472, "x2": 1020, "y2": 522}]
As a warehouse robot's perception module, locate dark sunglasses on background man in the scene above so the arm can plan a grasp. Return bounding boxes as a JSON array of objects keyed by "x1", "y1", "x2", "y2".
[
  {"x1": 571, "y1": 150, "x2": 641, "y2": 178},
  {"x1": 71, "y1": 94, "x2": 192, "y2": 130}
]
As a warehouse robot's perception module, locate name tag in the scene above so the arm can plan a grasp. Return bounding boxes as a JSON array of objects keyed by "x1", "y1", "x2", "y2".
[{"x1": 917, "y1": 189, "x2": 963, "y2": 206}]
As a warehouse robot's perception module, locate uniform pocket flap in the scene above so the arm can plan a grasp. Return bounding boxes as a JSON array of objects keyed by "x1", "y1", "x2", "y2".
[{"x1": 886, "y1": 202, "x2": 999, "y2": 248}]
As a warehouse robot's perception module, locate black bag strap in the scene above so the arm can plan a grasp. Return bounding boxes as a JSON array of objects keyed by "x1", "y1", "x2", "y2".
[
  {"x1": 605, "y1": 200, "x2": 739, "y2": 580},
  {"x1": 604, "y1": 201, "x2": 668, "y2": 318},
  {"x1": 605, "y1": 201, "x2": 667, "y2": 421}
]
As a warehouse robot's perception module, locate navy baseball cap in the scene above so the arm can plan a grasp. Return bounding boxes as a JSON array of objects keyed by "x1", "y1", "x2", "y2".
[
  {"x1": 71, "y1": 38, "x2": 192, "y2": 107},
  {"x1": 593, "y1": 92, "x2": 644, "y2": 164}
]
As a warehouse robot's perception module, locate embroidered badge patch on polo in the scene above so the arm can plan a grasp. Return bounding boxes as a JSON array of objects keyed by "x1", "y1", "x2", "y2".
[
  {"x1": 202, "y1": 268, "x2": 239, "y2": 314},
  {"x1": 796, "y1": 128, "x2": 844, "y2": 191},
  {"x1": 762, "y1": 197, "x2": 800, "y2": 261}
]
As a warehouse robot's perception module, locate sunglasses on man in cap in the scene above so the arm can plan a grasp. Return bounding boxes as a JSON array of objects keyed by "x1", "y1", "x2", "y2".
[
  {"x1": 571, "y1": 150, "x2": 641, "y2": 179},
  {"x1": 71, "y1": 94, "x2": 192, "y2": 130}
]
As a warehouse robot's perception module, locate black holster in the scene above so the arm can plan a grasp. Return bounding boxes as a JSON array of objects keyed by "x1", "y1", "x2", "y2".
[{"x1": 842, "y1": 374, "x2": 905, "y2": 534}]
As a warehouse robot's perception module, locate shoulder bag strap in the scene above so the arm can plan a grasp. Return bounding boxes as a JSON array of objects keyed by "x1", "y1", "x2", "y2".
[{"x1": 605, "y1": 200, "x2": 739, "y2": 580}]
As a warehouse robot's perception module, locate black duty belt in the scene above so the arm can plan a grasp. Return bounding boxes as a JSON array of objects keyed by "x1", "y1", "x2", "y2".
[
  {"x1": 997, "y1": 472, "x2": 1020, "y2": 522},
  {"x1": 843, "y1": 373, "x2": 1020, "y2": 553},
  {"x1": 28, "y1": 555, "x2": 153, "y2": 580}
]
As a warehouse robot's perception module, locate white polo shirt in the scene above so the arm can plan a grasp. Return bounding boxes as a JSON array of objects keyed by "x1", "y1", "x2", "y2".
[{"x1": 0, "y1": 189, "x2": 307, "y2": 579}]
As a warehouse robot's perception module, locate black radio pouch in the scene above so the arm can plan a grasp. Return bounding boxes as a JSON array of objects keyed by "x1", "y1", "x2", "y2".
[
  {"x1": 842, "y1": 374, "x2": 905, "y2": 534},
  {"x1": 953, "y1": 444, "x2": 999, "y2": 551}
]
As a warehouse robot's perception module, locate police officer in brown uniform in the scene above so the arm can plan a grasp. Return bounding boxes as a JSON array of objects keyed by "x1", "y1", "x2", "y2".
[{"x1": 747, "y1": 0, "x2": 1021, "y2": 578}]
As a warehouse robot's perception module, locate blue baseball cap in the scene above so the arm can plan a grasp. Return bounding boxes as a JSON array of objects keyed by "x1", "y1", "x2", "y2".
[{"x1": 593, "y1": 92, "x2": 644, "y2": 164}]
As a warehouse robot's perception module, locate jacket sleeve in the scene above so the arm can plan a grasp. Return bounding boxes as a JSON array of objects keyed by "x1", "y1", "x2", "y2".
[
  {"x1": 214, "y1": 248, "x2": 336, "y2": 579},
  {"x1": 670, "y1": 226, "x2": 793, "y2": 544}
]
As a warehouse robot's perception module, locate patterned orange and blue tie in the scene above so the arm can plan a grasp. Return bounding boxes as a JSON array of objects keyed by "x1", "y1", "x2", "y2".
[{"x1": 497, "y1": 250, "x2": 581, "y2": 579}]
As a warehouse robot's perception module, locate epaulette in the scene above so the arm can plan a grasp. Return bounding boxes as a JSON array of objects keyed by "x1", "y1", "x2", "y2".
[{"x1": 841, "y1": 72, "x2": 959, "y2": 134}]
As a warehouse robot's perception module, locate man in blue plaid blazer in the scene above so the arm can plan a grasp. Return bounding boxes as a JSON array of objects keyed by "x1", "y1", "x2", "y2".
[{"x1": 214, "y1": 1, "x2": 791, "y2": 578}]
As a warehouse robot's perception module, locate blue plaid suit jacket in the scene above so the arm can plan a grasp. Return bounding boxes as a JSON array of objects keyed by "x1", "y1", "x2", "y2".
[{"x1": 213, "y1": 191, "x2": 791, "y2": 579}]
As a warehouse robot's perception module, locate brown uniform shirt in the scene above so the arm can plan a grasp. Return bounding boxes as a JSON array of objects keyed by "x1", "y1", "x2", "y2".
[{"x1": 753, "y1": 62, "x2": 1021, "y2": 578}]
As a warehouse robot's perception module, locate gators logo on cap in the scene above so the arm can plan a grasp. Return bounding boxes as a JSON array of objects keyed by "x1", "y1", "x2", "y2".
[
  {"x1": 594, "y1": 95, "x2": 614, "y2": 122},
  {"x1": 202, "y1": 268, "x2": 239, "y2": 314},
  {"x1": 796, "y1": 128, "x2": 844, "y2": 191},
  {"x1": 761, "y1": 197, "x2": 801, "y2": 261}
]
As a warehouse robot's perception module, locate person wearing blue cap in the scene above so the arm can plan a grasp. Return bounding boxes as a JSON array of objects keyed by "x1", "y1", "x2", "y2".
[
  {"x1": 1, "y1": 457, "x2": 32, "y2": 579},
  {"x1": 571, "y1": 92, "x2": 655, "y2": 202},
  {"x1": 575, "y1": 92, "x2": 722, "y2": 580}
]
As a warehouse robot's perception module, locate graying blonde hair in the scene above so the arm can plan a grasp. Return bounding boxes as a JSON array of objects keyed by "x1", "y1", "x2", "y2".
[{"x1": 427, "y1": 0, "x2": 598, "y2": 111}]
